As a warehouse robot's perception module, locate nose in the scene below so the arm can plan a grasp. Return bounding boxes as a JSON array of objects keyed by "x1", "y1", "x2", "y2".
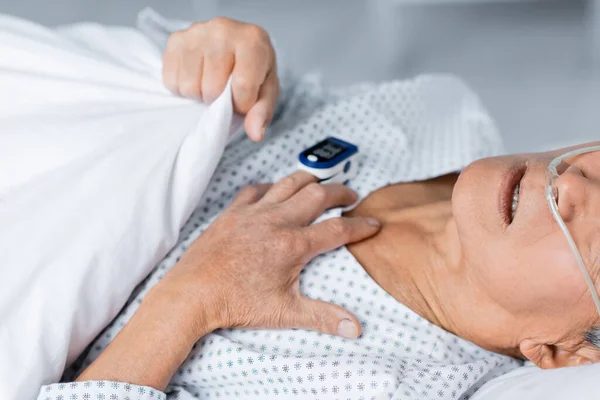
[{"x1": 555, "y1": 165, "x2": 587, "y2": 223}]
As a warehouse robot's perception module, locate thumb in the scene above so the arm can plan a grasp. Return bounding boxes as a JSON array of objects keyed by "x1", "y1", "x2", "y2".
[{"x1": 293, "y1": 297, "x2": 362, "y2": 339}]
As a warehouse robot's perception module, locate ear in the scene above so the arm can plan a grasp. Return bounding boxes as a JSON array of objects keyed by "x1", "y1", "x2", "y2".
[{"x1": 520, "y1": 339, "x2": 593, "y2": 369}]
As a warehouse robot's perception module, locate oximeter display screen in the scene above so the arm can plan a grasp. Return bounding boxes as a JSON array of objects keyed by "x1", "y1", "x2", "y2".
[{"x1": 302, "y1": 139, "x2": 347, "y2": 162}]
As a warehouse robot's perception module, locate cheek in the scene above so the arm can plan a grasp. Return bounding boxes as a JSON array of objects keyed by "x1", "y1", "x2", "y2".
[
  {"x1": 513, "y1": 234, "x2": 595, "y2": 337},
  {"x1": 523, "y1": 234, "x2": 586, "y2": 301},
  {"x1": 483, "y1": 232, "x2": 588, "y2": 316}
]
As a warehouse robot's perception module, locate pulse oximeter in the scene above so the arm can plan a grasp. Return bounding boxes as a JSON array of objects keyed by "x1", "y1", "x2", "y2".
[{"x1": 297, "y1": 136, "x2": 359, "y2": 184}]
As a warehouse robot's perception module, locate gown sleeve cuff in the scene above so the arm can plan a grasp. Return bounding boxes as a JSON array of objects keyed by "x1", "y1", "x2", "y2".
[{"x1": 38, "y1": 381, "x2": 167, "y2": 400}]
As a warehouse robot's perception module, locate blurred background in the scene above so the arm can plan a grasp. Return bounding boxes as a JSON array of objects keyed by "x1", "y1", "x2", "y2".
[{"x1": 1, "y1": 0, "x2": 597, "y2": 153}]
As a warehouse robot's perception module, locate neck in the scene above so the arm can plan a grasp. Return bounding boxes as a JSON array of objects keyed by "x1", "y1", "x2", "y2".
[
  {"x1": 385, "y1": 203, "x2": 463, "y2": 335},
  {"x1": 344, "y1": 176, "x2": 468, "y2": 338},
  {"x1": 390, "y1": 212, "x2": 523, "y2": 358},
  {"x1": 347, "y1": 198, "x2": 463, "y2": 335}
]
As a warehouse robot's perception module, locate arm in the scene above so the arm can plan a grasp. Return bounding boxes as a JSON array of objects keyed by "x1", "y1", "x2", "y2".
[
  {"x1": 73, "y1": 286, "x2": 216, "y2": 391},
  {"x1": 45, "y1": 171, "x2": 379, "y2": 393}
]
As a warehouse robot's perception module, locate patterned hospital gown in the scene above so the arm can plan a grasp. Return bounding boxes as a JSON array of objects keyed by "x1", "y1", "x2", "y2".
[{"x1": 37, "y1": 15, "x2": 523, "y2": 400}]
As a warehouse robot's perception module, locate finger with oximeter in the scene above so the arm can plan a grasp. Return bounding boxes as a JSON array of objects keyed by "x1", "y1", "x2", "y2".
[{"x1": 297, "y1": 137, "x2": 359, "y2": 184}]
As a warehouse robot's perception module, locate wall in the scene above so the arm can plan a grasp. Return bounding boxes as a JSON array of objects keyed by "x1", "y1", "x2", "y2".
[{"x1": 1, "y1": 0, "x2": 596, "y2": 152}]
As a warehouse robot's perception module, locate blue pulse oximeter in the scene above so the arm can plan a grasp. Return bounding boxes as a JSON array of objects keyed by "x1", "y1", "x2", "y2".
[{"x1": 297, "y1": 136, "x2": 359, "y2": 184}]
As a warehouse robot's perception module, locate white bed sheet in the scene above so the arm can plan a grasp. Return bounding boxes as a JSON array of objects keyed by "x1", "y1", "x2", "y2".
[
  {"x1": 0, "y1": 9, "x2": 242, "y2": 400},
  {"x1": 473, "y1": 362, "x2": 600, "y2": 400}
]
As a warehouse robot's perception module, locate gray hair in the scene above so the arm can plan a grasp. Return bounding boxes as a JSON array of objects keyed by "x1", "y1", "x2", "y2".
[{"x1": 584, "y1": 326, "x2": 600, "y2": 349}]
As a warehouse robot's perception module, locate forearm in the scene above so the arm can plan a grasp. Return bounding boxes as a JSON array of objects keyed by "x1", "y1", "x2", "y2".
[
  {"x1": 73, "y1": 172, "x2": 376, "y2": 390},
  {"x1": 76, "y1": 282, "x2": 218, "y2": 391}
]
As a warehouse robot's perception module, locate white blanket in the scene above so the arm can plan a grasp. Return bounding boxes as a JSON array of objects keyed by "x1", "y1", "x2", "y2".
[{"x1": 0, "y1": 9, "x2": 242, "y2": 400}]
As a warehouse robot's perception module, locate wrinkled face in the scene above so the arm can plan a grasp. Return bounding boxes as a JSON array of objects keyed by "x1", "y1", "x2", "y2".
[{"x1": 452, "y1": 141, "x2": 600, "y2": 364}]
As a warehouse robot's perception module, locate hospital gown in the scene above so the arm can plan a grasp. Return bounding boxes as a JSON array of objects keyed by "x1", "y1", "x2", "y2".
[{"x1": 37, "y1": 15, "x2": 522, "y2": 400}]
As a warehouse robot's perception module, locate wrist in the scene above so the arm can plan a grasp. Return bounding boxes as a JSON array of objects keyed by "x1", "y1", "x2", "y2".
[{"x1": 145, "y1": 270, "x2": 226, "y2": 342}]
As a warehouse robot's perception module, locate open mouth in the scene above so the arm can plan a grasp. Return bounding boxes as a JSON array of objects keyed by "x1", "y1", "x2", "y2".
[
  {"x1": 501, "y1": 164, "x2": 527, "y2": 226},
  {"x1": 511, "y1": 182, "x2": 520, "y2": 222}
]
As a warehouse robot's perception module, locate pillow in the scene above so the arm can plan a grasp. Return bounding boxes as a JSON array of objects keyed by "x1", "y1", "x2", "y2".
[
  {"x1": 472, "y1": 362, "x2": 600, "y2": 400},
  {"x1": 0, "y1": 10, "x2": 242, "y2": 400}
]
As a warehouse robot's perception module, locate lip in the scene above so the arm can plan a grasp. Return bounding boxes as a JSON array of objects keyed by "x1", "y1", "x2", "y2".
[{"x1": 499, "y1": 163, "x2": 527, "y2": 227}]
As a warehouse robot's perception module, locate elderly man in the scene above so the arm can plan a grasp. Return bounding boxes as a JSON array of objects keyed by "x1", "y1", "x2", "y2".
[{"x1": 37, "y1": 13, "x2": 600, "y2": 400}]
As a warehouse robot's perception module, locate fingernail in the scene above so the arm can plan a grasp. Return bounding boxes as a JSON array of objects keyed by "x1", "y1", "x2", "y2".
[
  {"x1": 365, "y1": 217, "x2": 380, "y2": 227},
  {"x1": 337, "y1": 319, "x2": 359, "y2": 339},
  {"x1": 205, "y1": 94, "x2": 216, "y2": 104}
]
